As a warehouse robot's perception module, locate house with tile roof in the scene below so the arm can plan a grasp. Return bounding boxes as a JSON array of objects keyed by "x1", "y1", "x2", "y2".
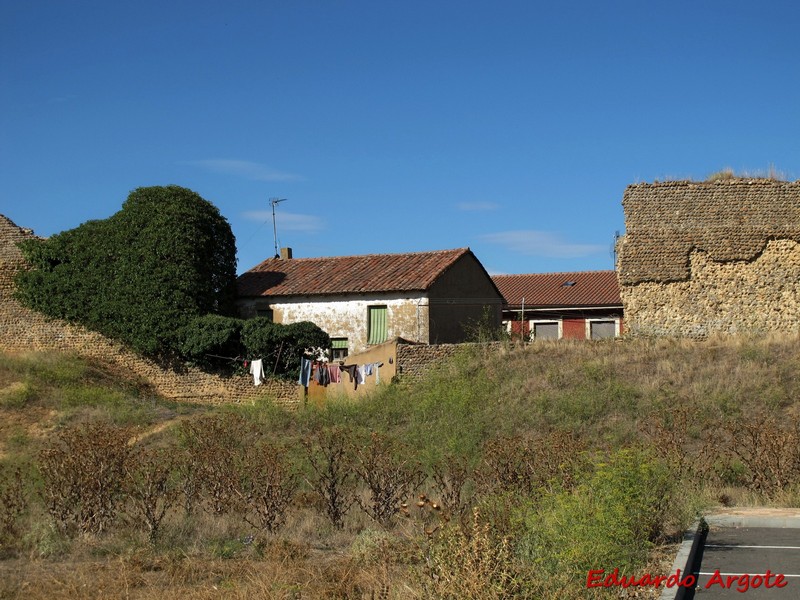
[
  {"x1": 236, "y1": 247, "x2": 503, "y2": 356},
  {"x1": 492, "y1": 270, "x2": 623, "y2": 341},
  {"x1": 618, "y1": 179, "x2": 800, "y2": 337}
]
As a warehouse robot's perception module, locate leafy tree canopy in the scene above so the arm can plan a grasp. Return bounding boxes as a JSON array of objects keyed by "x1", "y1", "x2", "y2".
[{"x1": 16, "y1": 186, "x2": 238, "y2": 356}]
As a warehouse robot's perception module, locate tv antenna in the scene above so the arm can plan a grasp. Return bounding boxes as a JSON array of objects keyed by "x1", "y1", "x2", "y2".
[
  {"x1": 611, "y1": 230, "x2": 620, "y2": 269},
  {"x1": 270, "y1": 197, "x2": 288, "y2": 258}
]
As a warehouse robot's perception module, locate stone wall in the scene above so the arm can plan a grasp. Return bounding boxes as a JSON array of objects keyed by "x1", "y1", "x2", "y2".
[
  {"x1": 396, "y1": 341, "x2": 502, "y2": 383},
  {"x1": 618, "y1": 180, "x2": 800, "y2": 337},
  {"x1": 0, "y1": 215, "x2": 300, "y2": 407}
]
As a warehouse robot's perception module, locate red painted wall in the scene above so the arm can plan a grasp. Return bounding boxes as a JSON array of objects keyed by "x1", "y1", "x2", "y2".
[
  {"x1": 509, "y1": 320, "x2": 530, "y2": 340},
  {"x1": 562, "y1": 318, "x2": 586, "y2": 340}
]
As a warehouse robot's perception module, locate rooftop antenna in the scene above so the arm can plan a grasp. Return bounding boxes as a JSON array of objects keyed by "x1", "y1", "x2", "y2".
[{"x1": 270, "y1": 197, "x2": 288, "y2": 258}]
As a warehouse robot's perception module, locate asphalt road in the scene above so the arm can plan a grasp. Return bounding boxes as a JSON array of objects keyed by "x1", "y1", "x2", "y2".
[{"x1": 689, "y1": 526, "x2": 799, "y2": 598}]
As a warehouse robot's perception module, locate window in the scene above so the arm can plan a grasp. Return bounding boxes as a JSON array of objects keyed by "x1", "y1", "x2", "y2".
[
  {"x1": 589, "y1": 320, "x2": 617, "y2": 340},
  {"x1": 331, "y1": 338, "x2": 349, "y2": 361},
  {"x1": 532, "y1": 321, "x2": 560, "y2": 341},
  {"x1": 367, "y1": 305, "x2": 388, "y2": 344}
]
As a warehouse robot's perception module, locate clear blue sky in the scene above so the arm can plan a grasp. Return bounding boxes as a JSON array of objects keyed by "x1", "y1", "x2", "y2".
[{"x1": 2, "y1": 1, "x2": 798, "y2": 276}]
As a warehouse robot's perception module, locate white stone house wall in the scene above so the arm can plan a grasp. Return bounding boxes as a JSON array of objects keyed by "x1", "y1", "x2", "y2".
[{"x1": 238, "y1": 292, "x2": 430, "y2": 354}]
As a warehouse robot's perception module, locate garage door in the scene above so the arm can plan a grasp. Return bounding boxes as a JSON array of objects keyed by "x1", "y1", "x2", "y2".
[
  {"x1": 590, "y1": 320, "x2": 616, "y2": 339},
  {"x1": 533, "y1": 322, "x2": 559, "y2": 340}
]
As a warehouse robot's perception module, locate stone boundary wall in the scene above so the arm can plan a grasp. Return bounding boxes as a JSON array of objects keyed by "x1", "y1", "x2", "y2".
[
  {"x1": 0, "y1": 215, "x2": 299, "y2": 407},
  {"x1": 396, "y1": 341, "x2": 502, "y2": 383}
]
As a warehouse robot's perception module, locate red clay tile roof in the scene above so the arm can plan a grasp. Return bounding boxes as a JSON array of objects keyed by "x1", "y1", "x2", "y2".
[
  {"x1": 492, "y1": 271, "x2": 621, "y2": 308},
  {"x1": 237, "y1": 248, "x2": 473, "y2": 297}
]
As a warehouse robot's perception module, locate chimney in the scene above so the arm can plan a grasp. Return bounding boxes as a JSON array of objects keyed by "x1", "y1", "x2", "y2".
[{"x1": 280, "y1": 247, "x2": 293, "y2": 260}]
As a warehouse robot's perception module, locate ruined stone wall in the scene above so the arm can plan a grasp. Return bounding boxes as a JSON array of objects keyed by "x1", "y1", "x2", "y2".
[
  {"x1": 0, "y1": 215, "x2": 300, "y2": 407},
  {"x1": 618, "y1": 180, "x2": 800, "y2": 337}
]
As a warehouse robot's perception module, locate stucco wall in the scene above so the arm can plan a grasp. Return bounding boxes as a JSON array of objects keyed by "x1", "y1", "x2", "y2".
[
  {"x1": 0, "y1": 215, "x2": 300, "y2": 407},
  {"x1": 239, "y1": 292, "x2": 430, "y2": 354}
]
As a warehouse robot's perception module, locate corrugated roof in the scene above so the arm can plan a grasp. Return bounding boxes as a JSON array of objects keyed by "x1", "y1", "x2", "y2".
[
  {"x1": 492, "y1": 271, "x2": 622, "y2": 307},
  {"x1": 237, "y1": 248, "x2": 473, "y2": 297}
]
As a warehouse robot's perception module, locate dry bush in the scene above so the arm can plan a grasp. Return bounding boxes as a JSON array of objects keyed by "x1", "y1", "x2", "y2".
[
  {"x1": 0, "y1": 465, "x2": 27, "y2": 551},
  {"x1": 430, "y1": 452, "x2": 474, "y2": 521},
  {"x1": 38, "y1": 422, "x2": 131, "y2": 535},
  {"x1": 474, "y1": 432, "x2": 585, "y2": 497},
  {"x1": 353, "y1": 432, "x2": 425, "y2": 526},
  {"x1": 715, "y1": 413, "x2": 800, "y2": 498},
  {"x1": 421, "y1": 508, "x2": 521, "y2": 600},
  {"x1": 302, "y1": 425, "x2": 358, "y2": 529},
  {"x1": 642, "y1": 404, "x2": 699, "y2": 481},
  {"x1": 178, "y1": 413, "x2": 257, "y2": 516},
  {"x1": 123, "y1": 445, "x2": 180, "y2": 542},
  {"x1": 236, "y1": 441, "x2": 298, "y2": 533}
]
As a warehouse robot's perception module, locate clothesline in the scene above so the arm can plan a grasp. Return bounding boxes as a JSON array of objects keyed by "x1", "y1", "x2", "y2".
[{"x1": 297, "y1": 356, "x2": 384, "y2": 390}]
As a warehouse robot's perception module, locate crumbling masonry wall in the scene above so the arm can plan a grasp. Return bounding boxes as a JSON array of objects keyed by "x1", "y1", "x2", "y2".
[
  {"x1": 0, "y1": 215, "x2": 299, "y2": 406},
  {"x1": 617, "y1": 180, "x2": 800, "y2": 337}
]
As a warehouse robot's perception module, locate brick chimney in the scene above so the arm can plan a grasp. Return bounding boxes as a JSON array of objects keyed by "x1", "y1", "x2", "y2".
[{"x1": 280, "y1": 247, "x2": 293, "y2": 260}]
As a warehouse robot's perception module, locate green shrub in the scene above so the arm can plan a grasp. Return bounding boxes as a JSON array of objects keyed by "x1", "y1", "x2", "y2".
[
  {"x1": 16, "y1": 185, "x2": 237, "y2": 357},
  {"x1": 242, "y1": 319, "x2": 330, "y2": 379},
  {"x1": 180, "y1": 314, "x2": 244, "y2": 366},
  {"x1": 519, "y1": 448, "x2": 675, "y2": 580}
]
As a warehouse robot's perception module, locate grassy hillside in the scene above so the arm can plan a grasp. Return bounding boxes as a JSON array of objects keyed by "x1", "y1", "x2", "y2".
[{"x1": 1, "y1": 335, "x2": 799, "y2": 599}]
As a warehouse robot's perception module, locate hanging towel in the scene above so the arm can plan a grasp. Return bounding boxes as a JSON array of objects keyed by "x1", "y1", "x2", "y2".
[
  {"x1": 329, "y1": 364, "x2": 341, "y2": 384},
  {"x1": 298, "y1": 357, "x2": 312, "y2": 387},
  {"x1": 250, "y1": 359, "x2": 265, "y2": 386},
  {"x1": 357, "y1": 365, "x2": 367, "y2": 385}
]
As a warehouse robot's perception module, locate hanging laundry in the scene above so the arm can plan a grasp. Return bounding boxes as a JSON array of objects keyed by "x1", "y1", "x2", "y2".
[
  {"x1": 250, "y1": 359, "x2": 265, "y2": 386},
  {"x1": 329, "y1": 364, "x2": 341, "y2": 384},
  {"x1": 364, "y1": 363, "x2": 373, "y2": 376},
  {"x1": 315, "y1": 363, "x2": 330, "y2": 387},
  {"x1": 298, "y1": 357, "x2": 312, "y2": 387},
  {"x1": 357, "y1": 365, "x2": 367, "y2": 385},
  {"x1": 374, "y1": 362, "x2": 384, "y2": 384},
  {"x1": 340, "y1": 364, "x2": 359, "y2": 390}
]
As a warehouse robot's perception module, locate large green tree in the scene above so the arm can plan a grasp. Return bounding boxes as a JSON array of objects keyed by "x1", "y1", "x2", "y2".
[{"x1": 16, "y1": 186, "x2": 238, "y2": 356}]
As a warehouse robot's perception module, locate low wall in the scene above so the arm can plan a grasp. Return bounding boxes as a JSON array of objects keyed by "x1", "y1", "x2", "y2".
[{"x1": 396, "y1": 341, "x2": 502, "y2": 383}]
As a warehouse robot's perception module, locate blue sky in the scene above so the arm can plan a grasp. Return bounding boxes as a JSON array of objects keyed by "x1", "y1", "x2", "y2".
[{"x1": 2, "y1": 1, "x2": 798, "y2": 276}]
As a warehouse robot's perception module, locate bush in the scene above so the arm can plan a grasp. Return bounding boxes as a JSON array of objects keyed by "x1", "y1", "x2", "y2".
[
  {"x1": 422, "y1": 508, "x2": 523, "y2": 599},
  {"x1": 180, "y1": 314, "x2": 244, "y2": 366},
  {"x1": 38, "y1": 422, "x2": 132, "y2": 535},
  {"x1": 302, "y1": 426, "x2": 358, "y2": 528},
  {"x1": 16, "y1": 185, "x2": 237, "y2": 357},
  {"x1": 352, "y1": 432, "x2": 424, "y2": 526},
  {"x1": 519, "y1": 449, "x2": 675, "y2": 580},
  {"x1": 242, "y1": 319, "x2": 330, "y2": 379},
  {"x1": 0, "y1": 465, "x2": 28, "y2": 553},
  {"x1": 123, "y1": 445, "x2": 180, "y2": 543}
]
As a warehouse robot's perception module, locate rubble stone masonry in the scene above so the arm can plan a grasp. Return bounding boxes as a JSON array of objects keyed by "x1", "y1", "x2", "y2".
[
  {"x1": 617, "y1": 180, "x2": 800, "y2": 337},
  {"x1": 0, "y1": 215, "x2": 299, "y2": 406}
]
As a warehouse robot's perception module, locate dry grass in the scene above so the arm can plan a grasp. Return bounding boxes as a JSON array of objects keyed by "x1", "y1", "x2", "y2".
[{"x1": 2, "y1": 334, "x2": 799, "y2": 599}]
